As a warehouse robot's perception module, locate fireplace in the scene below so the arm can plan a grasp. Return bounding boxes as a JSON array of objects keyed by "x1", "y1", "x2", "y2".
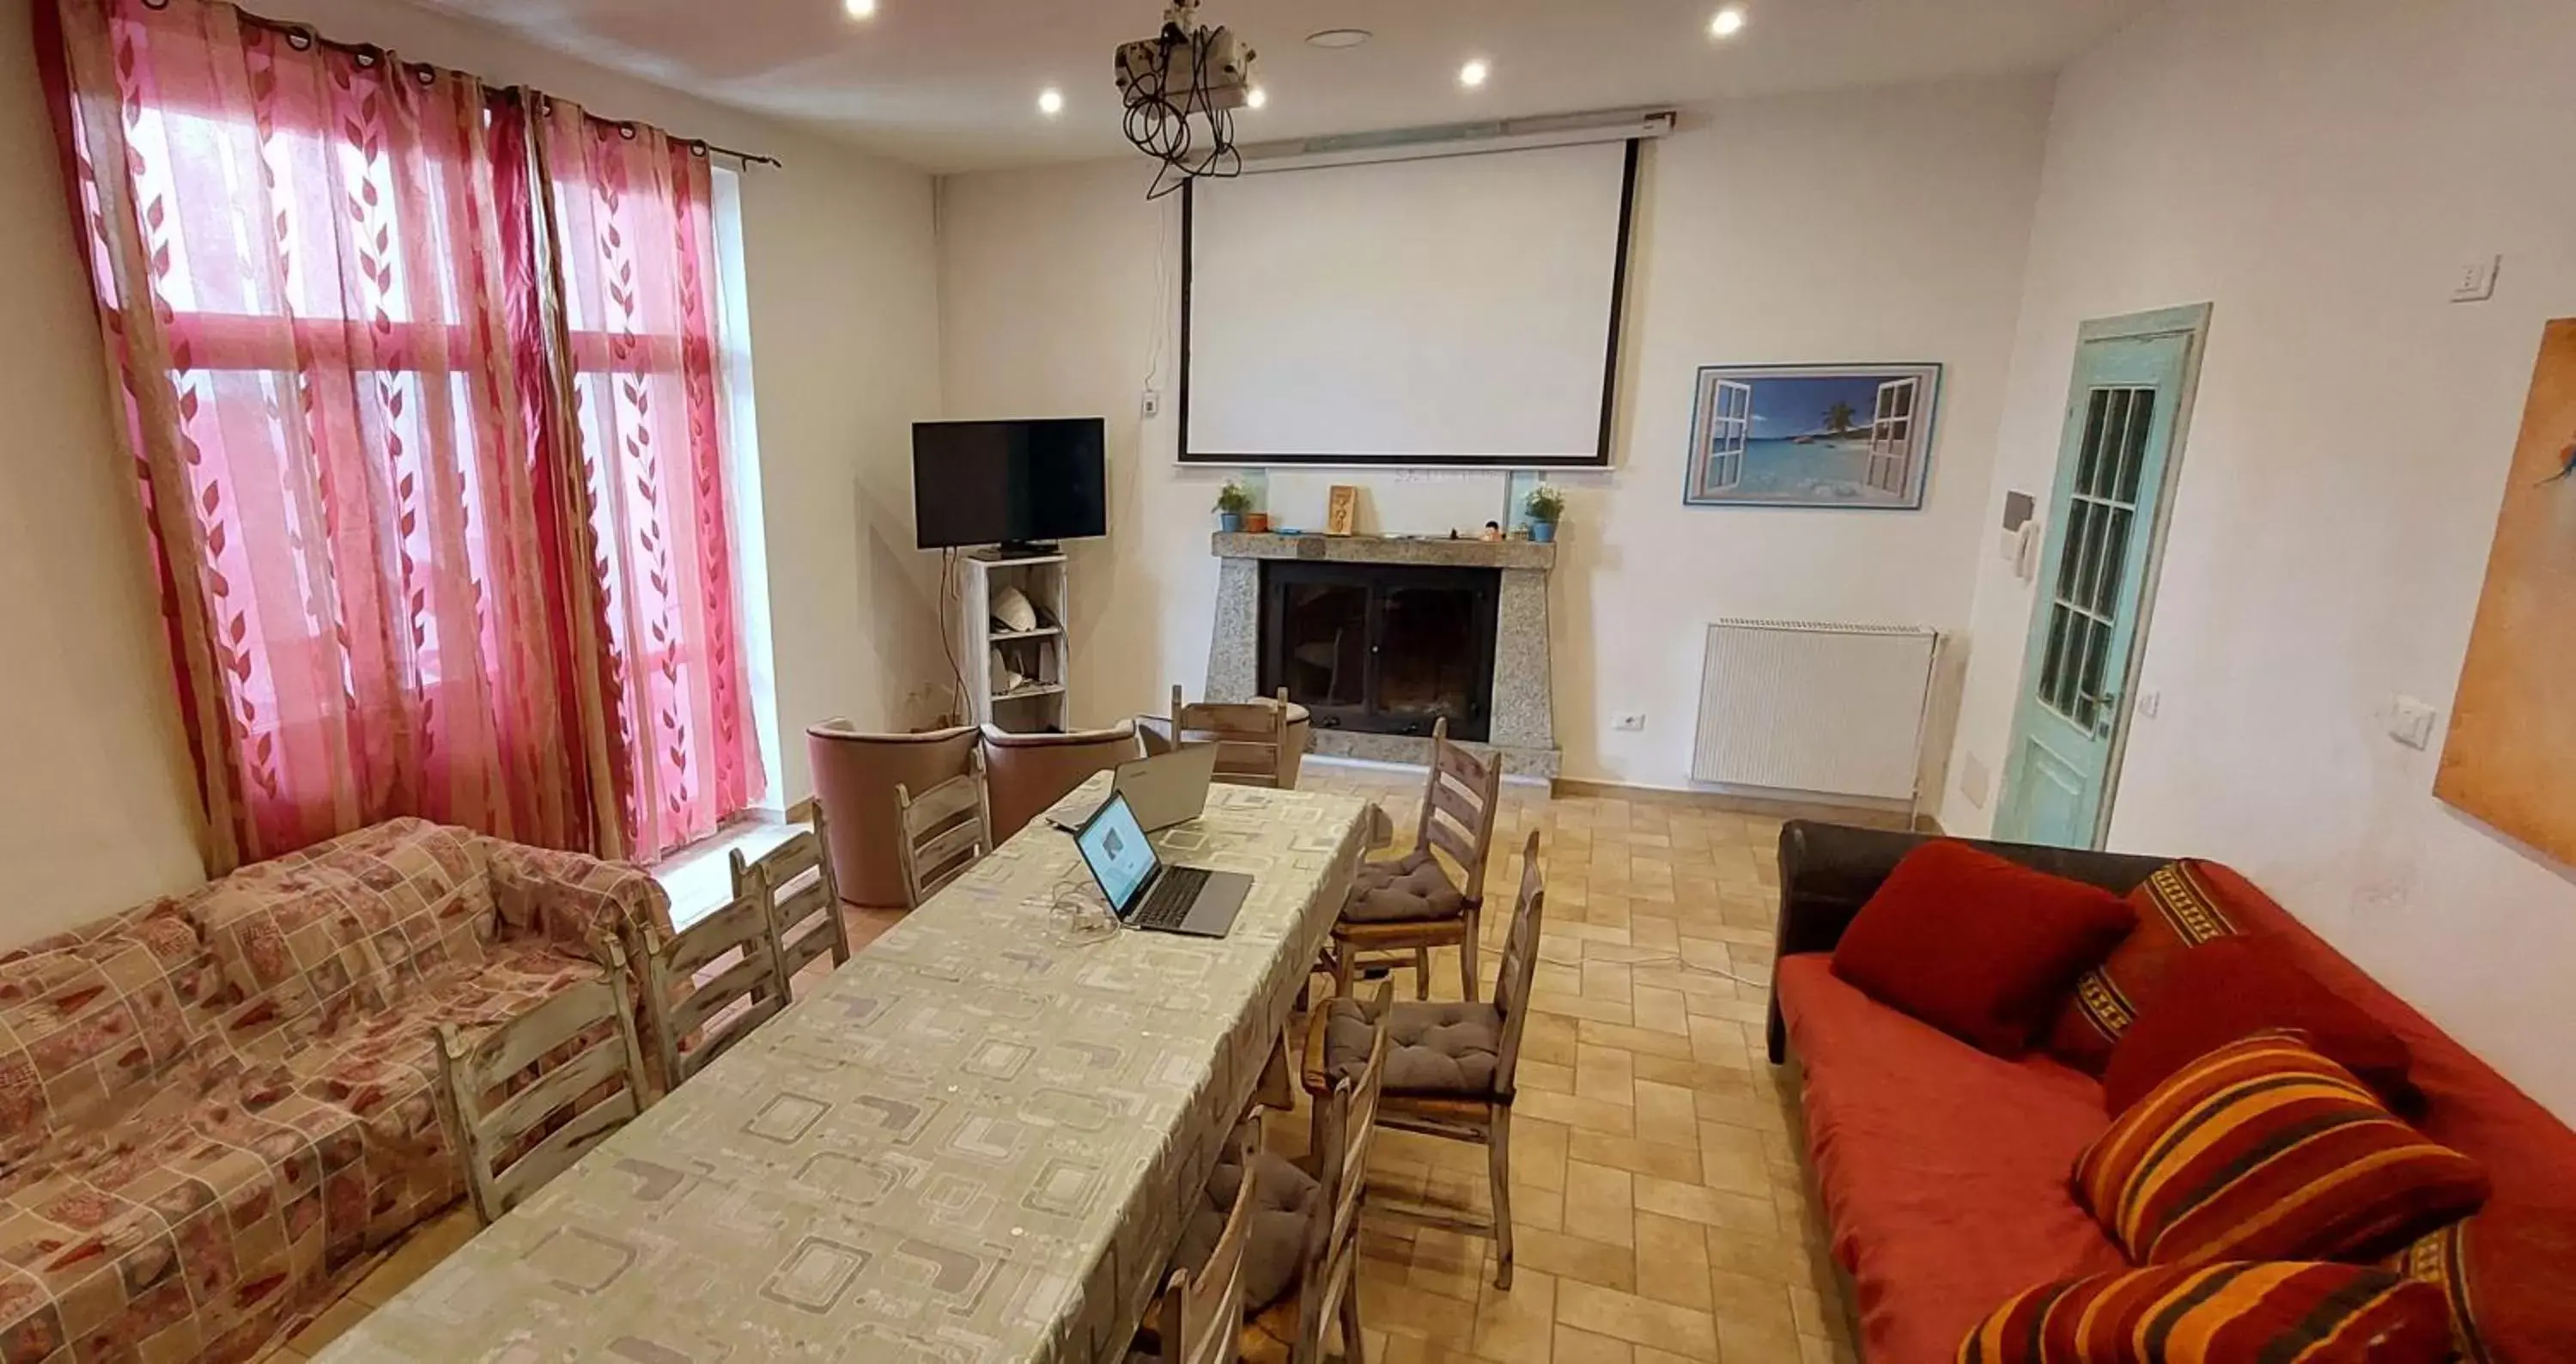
[{"x1": 1259, "y1": 561, "x2": 1499, "y2": 741}]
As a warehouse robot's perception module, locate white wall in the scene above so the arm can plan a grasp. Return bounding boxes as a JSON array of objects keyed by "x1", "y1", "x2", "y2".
[
  {"x1": 939, "y1": 78, "x2": 2055, "y2": 790},
  {"x1": 1942, "y1": 0, "x2": 2576, "y2": 1119},
  {"x1": 0, "y1": 0, "x2": 945, "y2": 941},
  {"x1": 0, "y1": 0, "x2": 206, "y2": 936}
]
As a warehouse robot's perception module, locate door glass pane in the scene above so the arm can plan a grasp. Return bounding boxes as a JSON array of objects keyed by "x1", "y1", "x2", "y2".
[
  {"x1": 2038, "y1": 606, "x2": 2071, "y2": 709},
  {"x1": 2094, "y1": 391, "x2": 2133, "y2": 497},
  {"x1": 2078, "y1": 612, "x2": 2114, "y2": 715},
  {"x1": 1278, "y1": 583, "x2": 1367, "y2": 708},
  {"x1": 2093, "y1": 507, "x2": 2133, "y2": 615},
  {"x1": 2073, "y1": 390, "x2": 2110, "y2": 494},
  {"x1": 2114, "y1": 391, "x2": 2158, "y2": 502},
  {"x1": 1378, "y1": 587, "x2": 1478, "y2": 724}
]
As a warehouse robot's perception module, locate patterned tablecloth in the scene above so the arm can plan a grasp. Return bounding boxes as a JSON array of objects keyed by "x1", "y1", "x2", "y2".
[{"x1": 320, "y1": 779, "x2": 1369, "y2": 1364}]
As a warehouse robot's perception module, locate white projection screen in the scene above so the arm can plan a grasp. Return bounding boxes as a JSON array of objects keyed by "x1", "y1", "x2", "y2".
[{"x1": 1182, "y1": 141, "x2": 1638, "y2": 466}]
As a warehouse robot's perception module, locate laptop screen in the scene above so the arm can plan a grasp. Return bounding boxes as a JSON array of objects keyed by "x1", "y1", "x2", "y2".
[{"x1": 1074, "y1": 792, "x2": 1160, "y2": 916}]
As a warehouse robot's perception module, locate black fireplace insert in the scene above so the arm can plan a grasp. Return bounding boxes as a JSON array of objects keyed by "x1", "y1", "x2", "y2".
[{"x1": 1258, "y1": 560, "x2": 1499, "y2": 741}]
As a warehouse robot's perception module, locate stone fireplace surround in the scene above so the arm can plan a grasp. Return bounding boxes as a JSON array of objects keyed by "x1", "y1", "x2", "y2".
[{"x1": 1206, "y1": 533, "x2": 1559, "y2": 777}]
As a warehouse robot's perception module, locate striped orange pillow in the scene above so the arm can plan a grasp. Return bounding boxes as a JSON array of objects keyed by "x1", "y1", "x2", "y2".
[
  {"x1": 1958, "y1": 1261, "x2": 2454, "y2": 1363},
  {"x1": 2074, "y1": 1032, "x2": 2488, "y2": 1265}
]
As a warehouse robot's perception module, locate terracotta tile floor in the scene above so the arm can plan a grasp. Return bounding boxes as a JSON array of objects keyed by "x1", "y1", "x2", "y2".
[{"x1": 267, "y1": 762, "x2": 1855, "y2": 1364}]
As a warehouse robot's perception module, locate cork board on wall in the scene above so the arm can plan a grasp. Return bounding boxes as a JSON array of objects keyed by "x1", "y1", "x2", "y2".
[{"x1": 2438, "y1": 319, "x2": 2576, "y2": 863}]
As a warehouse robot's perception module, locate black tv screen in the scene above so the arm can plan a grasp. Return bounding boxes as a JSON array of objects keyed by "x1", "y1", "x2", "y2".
[{"x1": 911, "y1": 418, "x2": 1109, "y2": 550}]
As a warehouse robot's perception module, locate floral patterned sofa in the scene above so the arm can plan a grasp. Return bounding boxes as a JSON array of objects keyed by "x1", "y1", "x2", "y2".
[{"x1": 0, "y1": 818, "x2": 669, "y2": 1363}]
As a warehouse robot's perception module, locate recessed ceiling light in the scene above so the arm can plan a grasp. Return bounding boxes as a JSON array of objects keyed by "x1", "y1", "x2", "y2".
[
  {"x1": 842, "y1": 0, "x2": 874, "y2": 17},
  {"x1": 1037, "y1": 87, "x2": 1065, "y2": 117},
  {"x1": 1306, "y1": 28, "x2": 1371, "y2": 49},
  {"x1": 1245, "y1": 85, "x2": 1269, "y2": 110},
  {"x1": 1710, "y1": 6, "x2": 1747, "y2": 38},
  {"x1": 1458, "y1": 58, "x2": 1490, "y2": 88}
]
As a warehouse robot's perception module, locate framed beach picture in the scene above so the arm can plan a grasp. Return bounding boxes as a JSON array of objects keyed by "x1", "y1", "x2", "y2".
[{"x1": 1685, "y1": 363, "x2": 1942, "y2": 509}]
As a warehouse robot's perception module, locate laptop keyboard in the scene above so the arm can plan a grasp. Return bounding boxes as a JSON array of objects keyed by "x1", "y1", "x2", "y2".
[{"x1": 1133, "y1": 866, "x2": 1213, "y2": 929}]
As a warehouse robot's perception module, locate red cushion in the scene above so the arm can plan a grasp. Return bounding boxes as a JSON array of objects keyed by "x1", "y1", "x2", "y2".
[
  {"x1": 2101, "y1": 935, "x2": 2415, "y2": 1116},
  {"x1": 2385, "y1": 1205, "x2": 2576, "y2": 1364},
  {"x1": 1777, "y1": 956, "x2": 2128, "y2": 1364},
  {"x1": 2043, "y1": 860, "x2": 2247, "y2": 1074},
  {"x1": 1831, "y1": 841, "x2": 2136, "y2": 1057}
]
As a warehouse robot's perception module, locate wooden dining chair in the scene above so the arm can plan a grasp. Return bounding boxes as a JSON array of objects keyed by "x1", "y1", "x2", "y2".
[
  {"x1": 1146, "y1": 1137, "x2": 1261, "y2": 1364},
  {"x1": 895, "y1": 750, "x2": 993, "y2": 910},
  {"x1": 1302, "y1": 830, "x2": 1544, "y2": 1288},
  {"x1": 732, "y1": 803, "x2": 849, "y2": 996},
  {"x1": 1322, "y1": 717, "x2": 1504, "y2": 1001},
  {"x1": 640, "y1": 870, "x2": 791, "y2": 1090},
  {"x1": 1271, "y1": 986, "x2": 1392, "y2": 1364},
  {"x1": 1170, "y1": 685, "x2": 1295, "y2": 789},
  {"x1": 436, "y1": 938, "x2": 656, "y2": 1226}
]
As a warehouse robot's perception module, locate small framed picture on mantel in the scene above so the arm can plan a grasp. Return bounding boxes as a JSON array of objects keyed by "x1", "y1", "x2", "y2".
[
  {"x1": 1325, "y1": 484, "x2": 1359, "y2": 536},
  {"x1": 1684, "y1": 363, "x2": 1942, "y2": 510}
]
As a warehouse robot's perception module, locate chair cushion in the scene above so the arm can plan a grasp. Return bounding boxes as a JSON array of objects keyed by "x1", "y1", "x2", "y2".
[
  {"x1": 1304, "y1": 998, "x2": 1501, "y2": 1099},
  {"x1": 2101, "y1": 935, "x2": 2414, "y2": 1116},
  {"x1": 1831, "y1": 840, "x2": 2136, "y2": 1058},
  {"x1": 2075, "y1": 1032, "x2": 2490, "y2": 1266},
  {"x1": 1339, "y1": 850, "x2": 1467, "y2": 925},
  {"x1": 1173, "y1": 1135, "x2": 1317, "y2": 1312},
  {"x1": 1957, "y1": 1261, "x2": 2454, "y2": 1363},
  {"x1": 2043, "y1": 860, "x2": 2249, "y2": 1075}
]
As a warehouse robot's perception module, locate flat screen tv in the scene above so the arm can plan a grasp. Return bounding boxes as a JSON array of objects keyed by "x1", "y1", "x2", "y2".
[{"x1": 911, "y1": 418, "x2": 1109, "y2": 552}]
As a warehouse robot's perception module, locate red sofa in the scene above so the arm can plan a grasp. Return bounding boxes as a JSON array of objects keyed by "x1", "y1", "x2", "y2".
[{"x1": 1765, "y1": 823, "x2": 2576, "y2": 1364}]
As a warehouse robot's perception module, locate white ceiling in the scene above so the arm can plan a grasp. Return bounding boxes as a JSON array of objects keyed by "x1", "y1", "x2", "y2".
[{"x1": 414, "y1": 0, "x2": 2155, "y2": 173}]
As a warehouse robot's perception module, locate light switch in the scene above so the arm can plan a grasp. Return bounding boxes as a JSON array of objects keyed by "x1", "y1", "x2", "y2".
[{"x1": 2390, "y1": 697, "x2": 2439, "y2": 751}]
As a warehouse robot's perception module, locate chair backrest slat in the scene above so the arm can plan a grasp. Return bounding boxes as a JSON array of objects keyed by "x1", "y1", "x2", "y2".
[
  {"x1": 1296, "y1": 983, "x2": 1392, "y2": 1364},
  {"x1": 642, "y1": 874, "x2": 789, "y2": 1090},
  {"x1": 1414, "y1": 718, "x2": 1503, "y2": 898},
  {"x1": 1161, "y1": 1142, "x2": 1258, "y2": 1364},
  {"x1": 733, "y1": 813, "x2": 848, "y2": 985},
  {"x1": 896, "y1": 752, "x2": 993, "y2": 910},
  {"x1": 436, "y1": 938, "x2": 654, "y2": 1226},
  {"x1": 1489, "y1": 830, "x2": 1548, "y2": 1097},
  {"x1": 1171, "y1": 685, "x2": 1294, "y2": 789}
]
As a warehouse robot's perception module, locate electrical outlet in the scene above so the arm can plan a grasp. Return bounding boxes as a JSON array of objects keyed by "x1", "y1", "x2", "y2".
[
  {"x1": 2390, "y1": 696, "x2": 2439, "y2": 751},
  {"x1": 1139, "y1": 388, "x2": 1163, "y2": 419},
  {"x1": 1613, "y1": 712, "x2": 1646, "y2": 734},
  {"x1": 2451, "y1": 255, "x2": 2502, "y2": 303},
  {"x1": 2136, "y1": 689, "x2": 2163, "y2": 720}
]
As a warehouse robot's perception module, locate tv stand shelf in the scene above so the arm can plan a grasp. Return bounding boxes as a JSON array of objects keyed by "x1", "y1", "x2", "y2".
[{"x1": 959, "y1": 552, "x2": 1072, "y2": 733}]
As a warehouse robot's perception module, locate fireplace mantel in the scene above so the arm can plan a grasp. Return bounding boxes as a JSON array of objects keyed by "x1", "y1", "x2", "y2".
[
  {"x1": 1206, "y1": 533, "x2": 1561, "y2": 777},
  {"x1": 1209, "y1": 532, "x2": 1558, "y2": 573}
]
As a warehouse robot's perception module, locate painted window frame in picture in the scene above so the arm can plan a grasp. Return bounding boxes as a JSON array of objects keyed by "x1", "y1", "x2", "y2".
[{"x1": 1683, "y1": 362, "x2": 1944, "y2": 511}]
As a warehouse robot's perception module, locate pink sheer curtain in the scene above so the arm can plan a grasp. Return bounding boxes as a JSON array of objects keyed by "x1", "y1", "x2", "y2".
[
  {"x1": 535, "y1": 102, "x2": 762, "y2": 860},
  {"x1": 49, "y1": 0, "x2": 601, "y2": 871},
  {"x1": 45, "y1": 0, "x2": 760, "y2": 868}
]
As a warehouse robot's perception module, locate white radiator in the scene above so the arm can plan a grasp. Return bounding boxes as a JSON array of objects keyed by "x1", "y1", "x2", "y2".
[{"x1": 1690, "y1": 620, "x2": 1941, "y2": 805}]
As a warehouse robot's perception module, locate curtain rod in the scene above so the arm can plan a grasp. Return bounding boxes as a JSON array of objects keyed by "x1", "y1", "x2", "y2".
[{"x1": 220, "y1": 2, "x2": 784, "y2": 170}]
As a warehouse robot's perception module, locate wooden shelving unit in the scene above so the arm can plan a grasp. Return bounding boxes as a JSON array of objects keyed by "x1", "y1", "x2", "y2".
[{"x1": 960, "y1": 552, "x2": 1072, "y2": 733}]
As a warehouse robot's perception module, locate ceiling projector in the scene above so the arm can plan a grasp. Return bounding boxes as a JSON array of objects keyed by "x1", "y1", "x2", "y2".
[{"x1": 1115, "y1": 0, "x2": 1259, "y2": 199}]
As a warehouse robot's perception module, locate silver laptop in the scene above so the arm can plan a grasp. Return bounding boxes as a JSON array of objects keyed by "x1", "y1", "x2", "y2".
[
  {"x1": 1048, "y1": 744, "x2": 1220, "y2": 834},
  {"x1": 1072, "y1": 792, "x2": 1250, "y2": 938}
]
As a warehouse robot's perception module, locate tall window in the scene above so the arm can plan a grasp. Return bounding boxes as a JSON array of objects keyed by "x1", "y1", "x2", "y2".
[{"x1": 48, "y1": 0, "x2": 762, "y2": 868}]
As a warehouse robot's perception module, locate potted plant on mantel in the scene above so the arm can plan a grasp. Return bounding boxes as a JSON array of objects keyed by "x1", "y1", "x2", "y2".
[
  {"x1": 1524, "y1": 484, "x2": 1566, "y2": 543},
  {"x1": 1214, "y1": 482, "x2": 1251, "y2": 533}
]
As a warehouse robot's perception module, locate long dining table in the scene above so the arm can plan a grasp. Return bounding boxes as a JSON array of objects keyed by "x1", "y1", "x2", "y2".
[{"x1": 319, "y1": 776, "x2": 1370, "y2": 1364}]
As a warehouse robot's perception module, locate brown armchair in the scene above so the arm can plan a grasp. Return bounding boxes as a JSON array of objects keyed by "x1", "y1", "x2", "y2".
[
  {"x1": 980, "y1": 722, "x2": 1140, "y2": 841},
  {"x1": 805, "y1": 722, "x2": 980, "y2": 910}
]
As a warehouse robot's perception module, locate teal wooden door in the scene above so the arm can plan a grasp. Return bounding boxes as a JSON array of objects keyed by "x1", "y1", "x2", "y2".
[{"x1": 1996, "y1": 307, "x2": 2207, "y2": 848}]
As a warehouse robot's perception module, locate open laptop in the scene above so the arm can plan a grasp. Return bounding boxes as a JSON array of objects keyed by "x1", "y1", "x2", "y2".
[
  {"x1": 1047, "y1": 743, "x2": 1220, "y2": 834},
  {"x1": 1072, "y1": 791, "x2": 1251, "y2": 938}
]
